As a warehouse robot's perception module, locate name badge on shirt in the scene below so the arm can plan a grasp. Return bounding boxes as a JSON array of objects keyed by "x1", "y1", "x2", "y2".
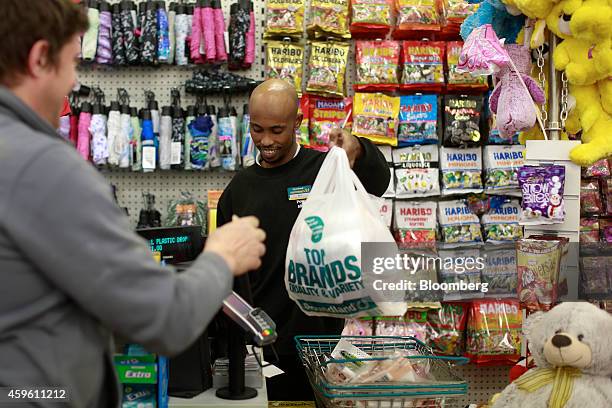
[{"x1": 288, "y1": 185, "x2": 312, "y2": 208}]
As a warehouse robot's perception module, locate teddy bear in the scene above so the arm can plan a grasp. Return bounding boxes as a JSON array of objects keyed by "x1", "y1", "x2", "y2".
[
  {"x1": 514, "y1": 0, "x2": 560, "y2": 18},
  {"x1": 460, "y1": 0, "x2": 526, "y2": 44},
  {"x1": 491, "y1": 302, "x2": 612, "y2": 408},
  {"x1": 567, "y1": 0, "x2": 612, "y2": 45}
]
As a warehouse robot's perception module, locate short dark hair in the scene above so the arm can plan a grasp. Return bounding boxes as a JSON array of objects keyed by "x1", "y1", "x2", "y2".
[{"x1": 0, "y1": 0, "x2": 89, "y2": 85}]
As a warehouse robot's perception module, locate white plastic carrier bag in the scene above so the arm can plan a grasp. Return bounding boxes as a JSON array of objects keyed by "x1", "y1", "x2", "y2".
[{"x1": 285, "y1": 147, "x2": 406, "y2": 318}]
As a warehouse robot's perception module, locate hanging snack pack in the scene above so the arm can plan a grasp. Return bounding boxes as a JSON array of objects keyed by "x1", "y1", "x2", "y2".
[
  {"x1": 583, "y1": 158, "x2": 611, "y2": 178},
  {"x1": 440, "y1": 147, "x2": 483, "y2": 195},
  {"x1": 517, "y1": 239, "x2": 562, "y2": 312},
  {"x1": 264, "y1": 0, "x2": 305, "y2": 38},
  {"x1": 309, "y1": 96, "x2": 352, "y2": 151},
  {"x1": 446, "y1": 42, "x2": 488, "y2": 91},
  {"x1": 394, "y1": 0, "x2": 443, "y2": 35},
  {"x1": 466, "y1": 300, "x2": 522, "y2": 365},
  {"x1": 481, "y1": 198, "x2": 522, "y2": 243},
  {"x1": 393, "y1": 145, "x2": 440, "y2": 198},
  {"x1": 352, "y1": 93, "x2": 400, "y2": 146},
  {"x1": 438, "y1": 248, "x2": 484, "y2": 300},
  {"x1": 482, "y1": 247, "x2": 518, "y2": 297},
  {"x1": 296, "y1": 95, "x2": 310, "y2": 146},
  {"x1": 265, "y1": 41, "x2": 305, "y2": 94},
  {"x1": 438, "y1": 200, "x2": 483, "y2": 246},
  {"x1": 306, "y1": 41, "x2": 350, "y2": 98},
  {"x1": 518, "y1": 165, "x2": 566, "y2": 225},
  {"x1": 483, "y1": 145, "x2": 525, "y2": 196},
  {"x1": 427, "y1": 302, "x2": 468, "y2": 356},
  {"x1": 581, "y1": 179, "x2": 603, "y2": 216},
  {"x1": 400, "y1": 41, "x2": 445, "y2": 92},
  {"x1": 354, "y1": 41, "x2": 400, "y2": 91},
  {"x1": 443, "y1": 95, "x2": 483, "y2": 147},
  {"x1": 393, "y1": 201, "x2": 437, "y2": 247},
  {"x1": 398, "y1": 94, "x2": 438, "y2": 146},
  {"x1": 308, "y1": 0, "x2": 351, "y2": 38},
  {"x1": 350, "y1": 0, "x2": 392, "y2": 37}
]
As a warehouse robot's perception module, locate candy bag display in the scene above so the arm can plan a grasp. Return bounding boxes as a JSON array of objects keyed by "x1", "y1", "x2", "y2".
[
  {"x1": 307, "y1": 0, "x2": 351, "y2": 39},
  {"x1": 354, "y1": 41, "x2": 400, "y2": 91},
  {"x1": 438, "y1": 248, "x2": 484, "y2": 301},
  {"x1": 352, "y1": 93, "x2": 399, "y2": 146},
  {"x1": 440, "y1": 147, "x2": 483, "y2": 195},
  {"x1": 580, "y1": 218, "x2": 600, "y2": 244},
  {"x1": 394, "y1": 0, "x2": 443, "y2": 35},
  {"x1": 444, "y1": 0, "x2": 478, "y2": 26},
  {"x1": 296, "y1": 95, "x2": 310, "y2": 146},
  {"x1": 527, "y1": 234, "x2": 569, "y2": 299},
  {"x1": 466, "y1": 300, "x2": 522, "y2": 365},
  {"x1": 482, "y1": 246, "x2": 518, "y2": 297},
  {"x1": 604, "y1": 178, "x2": 612, "y2": 216},
  {"x1": 427, "y1": 302, "x2": 467, "y2": 356},
  {"x1": 438, "y1": 200, "x2": 483, "y2": 246},
  {"x1": 393, "y1": 145, "x2": 440, "y2": 198},
  {"x1": 350, "y1": 0, "x2": 392, "y2": 38},
  {"x1": 481, "y1": 199, "x2": 522, "y2": 243},
  {"x1": 400, "y1": 41, "x2": 445, "y2": 92},
  {"x1": 309, "y1": 96, "x2": 352, "y2": 152},
  {"x1": 398, "y1": 94, "x2": 439, "y2": 146},
  {"x1": 443, "y1": 95, "x2": 483, "y2": 147},
  {"x1": 264, "y1": 0, "x2": 305, "y2": 38},
  {"x1": 483, "y1": 145, "x2": 524, "y2": 196},
  {"x1": 518, "y1": 166, "x2": 565, "y2": 225},
  {"x1": 581, "y1": 179, "x2": 603, "y2": 216},
  {"x1": 517, "y1": 239, "x2": 561, "y2": 312},
  {"x1": 286, "y1": 147, "x2": 404, "y2": 318},
  {"x1": 306, "y1": 41, "x2": 350, "y2": 98},
  {"x1": 583, "y1": 158, "x2": 610, "y2": 178},
  {"x1": 446, "y1": 42, "x2": 488, "y2": 91},
  {"x1": 265, "y1": 41, "x2": 305, "y2": 94},
  {"x1": 393, "y1": 201, "x2": 437, "y2": 247},
  {"x1": 580, "y1": 256, "x2": 611, "y2": 296}
]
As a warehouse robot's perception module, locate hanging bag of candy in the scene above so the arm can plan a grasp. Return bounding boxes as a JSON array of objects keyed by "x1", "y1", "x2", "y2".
[
  {"x1": 352, "y1": 92, "x2": 400, "y2": 146},
  {"x1": 354, "y1": 40, "x2": 400, "y2": 92},
  {"x1": 393, "y1": 200, "x2": 437, "y2": 248},
  {"x1": 308, "y1": 96, "x2": 352, "y2": 151},
  {"x1": 481, "y1": 198, "x2": 522, "y2": 243},
  {"x1": 400, "y1": 41, "x2": 445, "y2": 92},
  {"x1": 393, "y1": 145, "x2": 440, "y2": 198},
  {"x1": 265, "y1": 40, "x2": 305, "y2": 94},
  {"x1": 306, "y1": 41, "x2": 350, "y2": 98},
  {"x1": 393, "y1": 0, "x2": 443, "y2": 39},
  {"x1": 517, "y1": 165, "x2": 566, "y2": 225},
  {"x1": 350, "y1": 0, "x2": 392, "y2": 38},
  {"x1": 443, "y1": 94, "x2": 483, "y2": 147},
  {"x1": 307, "y1": 0, "x2": 351, "y2": 39},
  {"x1": 398, "y1": 94, "x2": 439, "y2": 146},
  {"x1": 264, "y1": 0, "x2": 305, "y2": 39},
  {"x1": 440, "y1": 0, "x2": 478, "y2": 38},
  {"x1": 438, "y1": 200, "x2": 483, "y2": 247},
  {"x1": 440, "y1": 146, "x2": 483, "y2": 195},
  {"x1": 483, "y1": 145, "x2": 524, "y2": 196}
]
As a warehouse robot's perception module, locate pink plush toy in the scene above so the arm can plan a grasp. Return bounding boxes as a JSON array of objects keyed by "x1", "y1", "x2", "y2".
[{"x1": 489, "y1": 44, "x2": 546, "y2": 139}]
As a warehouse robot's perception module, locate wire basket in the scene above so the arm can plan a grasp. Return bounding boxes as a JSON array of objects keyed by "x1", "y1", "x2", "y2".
[{"x1": 295, "y1": 336, "x2": 469, "y2": 408}]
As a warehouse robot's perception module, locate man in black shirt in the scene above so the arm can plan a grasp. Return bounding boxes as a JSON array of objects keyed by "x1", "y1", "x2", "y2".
[{"x1": 217, "y1": 79, "x2": 390, "y2": 400}]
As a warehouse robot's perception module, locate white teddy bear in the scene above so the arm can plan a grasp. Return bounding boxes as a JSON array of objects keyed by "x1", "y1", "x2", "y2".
[{"x1": 491, "y1": 302, "x2": 612, "y2": 408}]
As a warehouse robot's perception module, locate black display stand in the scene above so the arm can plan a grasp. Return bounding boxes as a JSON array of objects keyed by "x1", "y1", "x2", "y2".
[{"x1": 215, "y1": 322, "x2": 258, "y2": 400}]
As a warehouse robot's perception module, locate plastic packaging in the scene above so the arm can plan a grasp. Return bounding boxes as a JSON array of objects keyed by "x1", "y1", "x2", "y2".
[
  {"x1": 516, "y1": 239, "x2": 561, "y2": 312},
  {"x1": 264, "y1": 0, "x2": 306, "y2": 38},
  {"x1": 427, "y1": 302, "x2": 468, "y2": 356},
  {"x1": 393, "y1": 200, "x2": 437, "y2": 248},
  {"x1": 482, "y1": 246, "x2": 518, "y2": 297},
  {"x1": 580, "y1": 179, "x2": 603, "y2": 216},
  {"x1": 481, "y1": 199, "x2": 522, "y2": 243},
  {"x1": 440, "y1": 146, "x2": 483, "y2": 195},
  {"x1": 265, "y1": 41, "x2": 305, "y2": 94},
  {"x1": 438, "y1": 248, "x2": 484, "y2": 300},
  {"x1": 398, "y1": 94, "x2": 439, "y2": 146},
  {"x1": 394, "y1": 0, "x2": 443, "y2": 34},
  {"x1": 296, "y1": 95, "x2": 310, "y2": 146},
  {"x1": 443, "y1": 94, "x2": 483, "y2": 147},
  {"x1": 306, "y1": 41, "x2": 350, "y2": 98},
  {"x1": 350, "y1": 0, "x2": 392, "y2": 37},
  {"x1": 308, "y1": 0, "x2": 351, "y2": 38},
  {"x1": 393, "y1": 145, "x2": 440, "y2": 198},
  {"x1": 354, "y1": 41, "x2": 400, "y2": 91},
  {"x1": 400, "y1": 41, "x2": 445, "y2": 92},
  {"x1": 438, "y1": 200, "x2": 483, "y2": 246},
  {"x1": 446, "y1": 41, "x2": 488, "y2": 91},
  {"x1": 518, "y1": 165, "x2": 566, "y2": 225},
  {"x1": 308, "y1": 96, "x2": 352, "y2": 151},
  {"x1": 483, "y1": 145, "x2": 525, "y2": 196},
  {"x1": 352, "y1": 93, "x2": 400, "y2": 146}
]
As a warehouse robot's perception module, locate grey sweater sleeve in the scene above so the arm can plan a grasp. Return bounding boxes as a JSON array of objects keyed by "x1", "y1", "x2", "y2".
[{"x1": 4, "y1": 146, "x2": 232, "y2": 356}]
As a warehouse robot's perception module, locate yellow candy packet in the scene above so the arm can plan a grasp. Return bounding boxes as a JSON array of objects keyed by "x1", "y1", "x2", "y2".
[
  {"x1": 306, "y1": 41, "x2": 350, "y2": 98},
  {"x1": 352, "y1": 93, "x2": 400, "y2": 146},
  {"x1": 264, "y1": 0, "x2": 306, "y2": 39},
  {"x1": 265, "y1": 41, "x2": 305, "y2": 95}
]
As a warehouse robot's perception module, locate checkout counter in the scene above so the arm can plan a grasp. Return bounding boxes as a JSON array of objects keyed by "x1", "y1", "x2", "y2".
[{"x1": 137, "y1": 226, "x2": 278, "y2": 408}]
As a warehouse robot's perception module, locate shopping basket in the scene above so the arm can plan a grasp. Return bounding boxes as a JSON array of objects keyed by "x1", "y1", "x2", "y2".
[{"x1": 295, "y1": 335, "x2": 469, "y2": 408}]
